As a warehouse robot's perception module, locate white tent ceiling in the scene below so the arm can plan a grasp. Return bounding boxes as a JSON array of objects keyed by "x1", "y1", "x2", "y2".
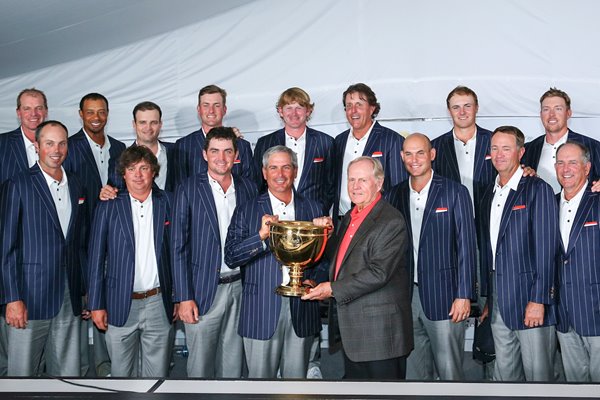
[{"x1": 0, "y1": 0, "x2": 254, "y2": 79}]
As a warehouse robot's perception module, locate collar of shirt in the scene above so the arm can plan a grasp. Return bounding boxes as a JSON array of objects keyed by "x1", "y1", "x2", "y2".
[
  {"x1": 350, "y1": 192, "x2": 382, "y2": 222},
  {"x1": 350, "y1": 120, "x2": 376, "y2": 142},
  {"x1": 20, "y1": 128, "x2": 36, "y2": 149},
  {"x1": 83, "y1": 128, "x2": 110, "y2": 151},
  {"x1": 268, "y1": 189, "x2": 295, "y2": 220},
  {"x1": 560, "y1": 183, "x2": 587, "y2": 209},
  {"x1": 493, "y1": 166, "x2": 523, "y2": 193},
  {"x1": 544, "y1": 131, "x2": 569, "y2": 148},
  {"x1": 129, "y1": 192, "x2": 152, "y2": 210},
  {"x1": 208, "y1": 173, "x2": 235, "y2": 197},
  {"x1": 285, "y1": 128, "x2": 307, "y2": 143},
  {"x1": 38, "y1": 162, "x2": 68, "y2": 188},
  {"x1": 452, "y1": 128, "x2": 477, "y2": 145},
  {"x1": 409, "y1": 171, "x2": 434, "y2": 195}
]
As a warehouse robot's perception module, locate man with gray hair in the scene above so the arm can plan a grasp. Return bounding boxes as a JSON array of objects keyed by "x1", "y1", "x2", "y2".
[
  {"x1": 225, "y1": 145, "x2": 325, "y2": 379},
  {"x1": 303, "y1": 156, "x2": 413, "y2": 380}
]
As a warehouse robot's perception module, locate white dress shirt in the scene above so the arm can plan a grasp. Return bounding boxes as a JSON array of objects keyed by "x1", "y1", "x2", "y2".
[
  {"x1": 154, "y1": 142, "x2": 168, "y2": 190},
  {"x1": 453, "y1": 129, "x2": 476, "y2": 203},
  {"x1": 39, "y1": 164, "x2": 71, "y2": 238},
  {"x1": 538, "y1": 133, "x2": 568, "y2": 194},
  {"x1": 559, "y1": 184, "x2": 586, "y2": 250},
  {"x1": 84, "y1": 130, "x2": 111, "y2": 186},
  {"x1": 409, "y1": 172, "x2": 434, "y2": 283},
  {"x1": 268, "y1": 190, "x2": 295, "y2": 285},
  {"x1": 208, "y1": 175, "x2": 238, "y2": 277},
  {"x1": 490, "y1": 167, "x2": 523, "y2": 270},
  {"x1": 21, "y1": 129, "x2": 38, "y2": 167},
  {"x1": 130, "y1": 194, "x2": 160, "y2": 292},
  {"x1": 339, "y1": 121, "x2": 375, "y2": 215},
  {"x1": 285, "y1": 129, "x2": 306, "y2": 189}
]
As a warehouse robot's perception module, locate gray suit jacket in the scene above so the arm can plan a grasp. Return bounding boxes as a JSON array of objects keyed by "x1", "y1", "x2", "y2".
[{"x1": 328, "y1": 198, "x2": 413, "y2": 362}]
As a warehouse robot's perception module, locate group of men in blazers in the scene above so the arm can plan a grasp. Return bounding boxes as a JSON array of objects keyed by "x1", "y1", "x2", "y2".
[{"x1": 2, "y1": 81, "x2": 600, "y2": 383}]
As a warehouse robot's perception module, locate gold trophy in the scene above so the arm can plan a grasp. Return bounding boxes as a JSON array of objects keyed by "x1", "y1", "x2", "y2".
[{"x1": 269, "y1": 221, "x2": 328, "y2": 297}]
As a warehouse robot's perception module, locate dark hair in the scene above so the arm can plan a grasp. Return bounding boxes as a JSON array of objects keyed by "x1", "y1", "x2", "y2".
[
  {"x1": 17, "y1": 88, "x2": 48, "y2": 110},
  {"x1": 540, "y1": 87, "x2": 571, "y2": 110},
  {"x1": 198, "y1": 85, "x2": 227, "y2": 106},
  {"x1": 556, "y1": 141, "x2": 591, "y2": 164},
  {"x1": 446, "y1": 85, "x2": 479, "y2": 108},
  {"x1": 342, "y1": 83, "x2": 380, "y2": 119},
  {"x1": 79, "y1": 93, "x2": 109, "y2": 112},
  {"x1": 117, "y1": 145, "x2": 160, "y2": 178},
  {"x1": 492, "y1": 125, "x2": 525, "y2": 149},
  {"x1": 203, "y1": 126, "x2": 238, "y2": 153},
  {"x1": 133, "y1": 101, "x2": 162, "y2": 121},
  {"x1": 35, "y1": 120, "x2": 68, "y2": 142}
]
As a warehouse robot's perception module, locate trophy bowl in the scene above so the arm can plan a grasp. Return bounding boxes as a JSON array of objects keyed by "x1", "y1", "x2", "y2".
[{"x1": 269, "y1": 220, "x2": 328, "y2": 297}]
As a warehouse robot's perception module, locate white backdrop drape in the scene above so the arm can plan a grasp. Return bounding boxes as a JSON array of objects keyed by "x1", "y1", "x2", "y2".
[{"x1": 1, "y1": 0, "x2": 599, "y2": 145}]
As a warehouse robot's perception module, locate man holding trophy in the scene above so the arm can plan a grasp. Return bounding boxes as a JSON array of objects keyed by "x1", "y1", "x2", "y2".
[
  {"x1": 303, "y1": 157, "x2": 413, "y2": 380},
  {"x1": 224, "y1": 145, "x2": 326, "y2": 379}
]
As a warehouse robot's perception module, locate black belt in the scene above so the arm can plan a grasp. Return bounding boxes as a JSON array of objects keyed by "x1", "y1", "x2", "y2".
[
  {"x1": 219, "y1": 274, "x2": 241, "y2": 285},
  {"x1": 132, "y1": 287, "x2": 161, "y2": 299}
]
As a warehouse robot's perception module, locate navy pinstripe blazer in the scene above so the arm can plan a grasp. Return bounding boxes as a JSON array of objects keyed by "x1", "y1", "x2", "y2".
[
  {"x1": 431, "y1": 125, "x2": 496, "y2": 209},
  {"x1": 386, "y1": 174, "x2": 477, "y2": 321},
  {"x1": 0, "y1": 164, "x2": 87, "y2": 319},
  {"x1": 478, "y1": 175, "x2": 558, "y2": 330},
  {"x1": 174, "y1": 128, "x2": 254, "y2": 186},
  {"x1": 0, "y1": 128, "x2": 31, "y2": 186},
  {"x1": 224, "y1": 192, "x2": 323, "y2": 340},
  {"x1": 63, "y1": 129, "x2": 126, "y2": 220},
  {"x1": 110, "y1": 141, "x2": 178, "y2": 193},
  {"x1": 522, "y1": 130, "x2": 600, "y2": 183},
  {"x1": 332, "y1": 122, "x2": 407, "y2": 218},
  {"x1": 171, "y1": 173, "x2": 257, "y2": 314},
  {"x1": 556, "y1": 189, "x2": 600, "y2": 336},
  {"x1": 87, "y1": 189, "x2": 174, "y2": 327},
  {"x1": 252, "y1": 127, "x2": 334, "y2": 214}
]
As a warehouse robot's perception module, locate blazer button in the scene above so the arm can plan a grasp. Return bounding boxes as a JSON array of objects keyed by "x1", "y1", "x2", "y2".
[{"x1": 564, "y1": 260, "x2": 568, "y2": 265}]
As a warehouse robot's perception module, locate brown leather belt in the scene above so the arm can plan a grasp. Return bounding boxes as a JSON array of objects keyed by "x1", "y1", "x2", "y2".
[{"x1": 132, "y1": 287, "x2": 161, "y2": 300}]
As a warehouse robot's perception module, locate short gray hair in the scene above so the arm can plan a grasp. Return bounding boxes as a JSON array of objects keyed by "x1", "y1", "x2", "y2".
[
  {"x1": 262, "y1": 145, "x2": 298, "y2": 169},
  {"x1": 556, "y1": 141, "x2": 591, "y2": 164},
  {"x1": 348, "y1": 156, "x2": 384, "y2": 184}
]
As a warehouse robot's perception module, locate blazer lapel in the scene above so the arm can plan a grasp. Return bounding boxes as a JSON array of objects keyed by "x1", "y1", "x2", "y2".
[
  {"x1": 473, "y1": 127, "x2": 489, "y2": 183},
  {"x1": 497, "y1": 178, "x2": 525, "y2": 243},
  {"x1": 329, "y1": 215, "x2": 351, "y2": 281},
  {"x1": 10, "y1": 131, "x2": 29, "y2": 171},
  {"x1": 197, "y1": 177, "x2": 220, "y2": 239},
  {"x1": 441, "y1": 134, "x2": 460, "y2": 181},
  {"x1": 117, "y1": 195, "x2": 135, "y2": 251},
  {"x1": 566, "y1": 190, "x2": 594, "y2": 256},
  {"x1": 66, "y1": 177, "x2": 81, "y2": 240},
  {"x1": 298, "y1": 130, "x2": 316, "y2": 191},
  {"x1": 31, "y1": 167, "x2": 62, "y2": 235},
  {"x1": 362, "y1": 122, "x2": 381, "y2": 158},
  {"x1": 192, "y1": 131, "x2": 206, "y2": 175},
  {"x1": 420, "y1": 177, "x2": 441, "y2": 243},
  {"x1": 78, "y1": 135, "x2": 103, "y2": 188},
  {"x1": 152, "y1": 191, "x2": 166, "y2": 265}
]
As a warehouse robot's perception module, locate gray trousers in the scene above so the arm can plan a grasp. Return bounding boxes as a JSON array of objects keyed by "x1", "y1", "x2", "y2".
[
  {"x1": 406, "y1": 286, "x2": 466, "y2": 380},
  {"x1": 0, "y1": 313, "x2": 7, "y2": 376},
  {"x1": 558, "y1": 327, "x2": 600, "y2": 382},
  {"x1": 243, "y1": 297, "x2": 312, "y2": 379},
  {"x1": 184, "y1": 280, "x2": 243, "y2": 378},
  {"x1": 105, "y1": 293, "x2": 173, "y2": 377},
  {"x1": 7, "y1": 285, "x2": 80, "y2": 377},
  {"x1": 491, "y1": 281, "x2": 556, "y2": 381}
]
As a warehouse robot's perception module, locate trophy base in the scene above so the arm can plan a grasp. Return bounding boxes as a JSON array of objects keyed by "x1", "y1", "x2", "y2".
[{"x1": 275, "y1": 284, "x2": 308, "y2": 297}]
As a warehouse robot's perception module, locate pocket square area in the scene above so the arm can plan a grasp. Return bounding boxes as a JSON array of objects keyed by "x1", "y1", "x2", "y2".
[{"x1": 512, "y1": 205, "x2": 526, "y2": 211}]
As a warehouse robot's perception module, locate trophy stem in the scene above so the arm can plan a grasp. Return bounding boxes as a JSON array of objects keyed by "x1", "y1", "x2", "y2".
[{"x1": 275, "y1": 264, "x2": 307, "y2": 297}]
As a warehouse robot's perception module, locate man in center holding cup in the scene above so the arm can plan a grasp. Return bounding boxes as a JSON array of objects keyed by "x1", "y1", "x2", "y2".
[{"x1": 224, "y1": 145, "x2": 326, "y2": 379}]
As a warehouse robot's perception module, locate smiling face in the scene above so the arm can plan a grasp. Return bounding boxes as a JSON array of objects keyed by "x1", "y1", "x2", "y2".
[
  {"x1": 347, "y1": 159, "x2": 383, "y2": 210},
  {"x1": 17, "y1": 93, "x2": 47, "y2": 137},
  {"x1": 203, "y1": 137, "x2": 237, "y2": 179},
  {"x1": 123, "y1": 160, "x2": 155, "y2": 196},
  {"x1": 278, "y1": 101, "x2": 311, "y2": 131},
  {"x1": 448, "y1": 93, "x2": 478, "y2": 131},
  {"x1": 541, "y1": 96, "x2": 571, "y2": 138},
  {"x1": 263, "y1": 151, "x2": 297, "y2": 199},
  {"x1": 401, "y1": 134, "x2": 436, "y2": 180},
  {"x1": 555, "y1": 143, "x2": 590, "y2": 197},
  {"x1": 344, "y1": 91, "x2": 376, "y2": 138},
  {"x1": 134, "y1": 109, "x2": 162, "y2": 146},
  {"x1": 197, "y1": 92, "x2": 226, "y2": 132},
  {"x1": 490, "y1": 132, "x2": 524, "y2": 179},
  {"x1": 79, "y1": 98, "x2": 108, "y2": 136},
  {"x1": 35, "y1": 123, "x2": 68, "y2": 176}
]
